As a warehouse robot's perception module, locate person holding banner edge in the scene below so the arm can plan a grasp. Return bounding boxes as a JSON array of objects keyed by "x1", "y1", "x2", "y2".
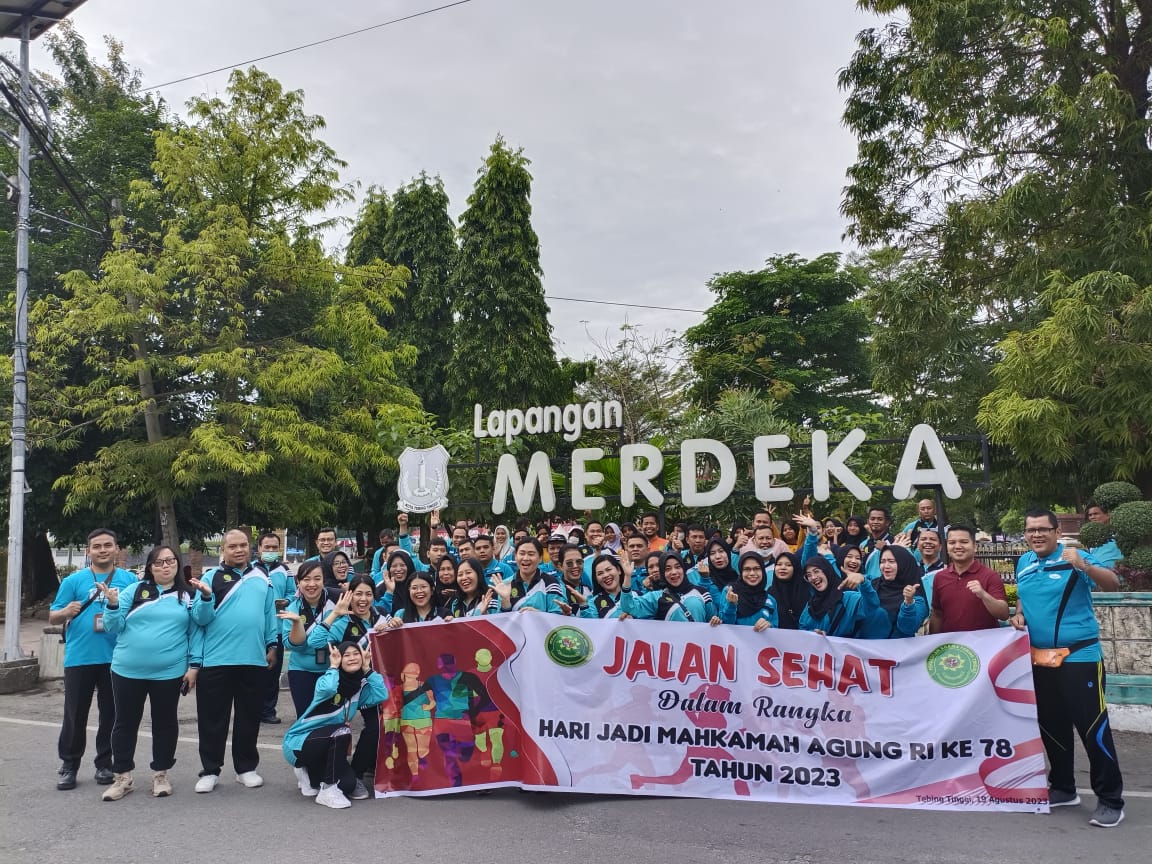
[{"x1": 1012, "y1": 509, "x2": 1125, "y2": 828}]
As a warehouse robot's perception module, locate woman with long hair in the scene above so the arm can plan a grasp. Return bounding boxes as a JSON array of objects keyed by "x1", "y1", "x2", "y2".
[
  {"x1": 443, "y1": 558, "x2": 499, "y2": 618},
  {"x1": 384, "y1": 571, "x2": 442, "y2": 625},
  {"x1": 100, "y1": 547, "x2": 214, "y2": 800}
]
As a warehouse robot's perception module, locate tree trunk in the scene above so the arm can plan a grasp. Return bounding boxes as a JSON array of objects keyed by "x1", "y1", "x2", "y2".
[
  {"x1": 127, "y1": 293, "x2": 180, "y2": 550},
  {"x1": 27, "y1": 531, "x2": 58, "y2": 602},
  {"x1": 225, "y1": 474, "x2": 240, "y2": 529}
]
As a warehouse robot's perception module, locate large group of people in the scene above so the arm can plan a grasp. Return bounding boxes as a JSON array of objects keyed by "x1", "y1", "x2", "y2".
[{"x1": 48, "y1": 500, "x2": 1126, "y2": 826}]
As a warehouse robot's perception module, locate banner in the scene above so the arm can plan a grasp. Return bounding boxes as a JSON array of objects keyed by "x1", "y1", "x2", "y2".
[{"x1": 369, "y1": 616, "x2": 1048, "y2": 812}]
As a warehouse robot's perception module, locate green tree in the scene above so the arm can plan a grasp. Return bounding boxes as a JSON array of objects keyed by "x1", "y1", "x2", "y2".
[
  {"x1": 978, "y1": 271, "x2": 1152, "y2": 497},
  {"x1": 348, "y1": 174, "x2": 457, "y2": 422},
  {"x1": 0, "y1": 27, "x2": 167, "y2": 596},
  {"x1": 841, "y1": 2, "x2": 1152, "y2": 505},
  {"x1": 684, "y1": 253, "x2": 873, "y2": 423},
  {"x1": 577, "y1": 324, "x2": 690, "y2": 444},
  {"x1": 35, "y1": 68, "x2": 418, "y2": 547},
  {"x1": 447, "y1": 137, "x2": 578, "y2": 419}
]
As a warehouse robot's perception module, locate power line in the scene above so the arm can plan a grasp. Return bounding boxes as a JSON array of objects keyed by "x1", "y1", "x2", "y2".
[
  {"x1": 546, "y1": 294, "x2": 706, "y2": 314},
  {"x1": 146, "y1": 0, "x2": 478, "y2": 90}
]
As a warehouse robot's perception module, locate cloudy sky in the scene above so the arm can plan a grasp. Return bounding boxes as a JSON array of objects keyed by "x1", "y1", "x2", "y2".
[{"x1": 28, "y1": 0, "x2": 877, "y2": 361}]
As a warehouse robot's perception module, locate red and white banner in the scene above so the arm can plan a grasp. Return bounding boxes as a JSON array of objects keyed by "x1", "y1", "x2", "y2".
[{"x1": 370, "y1": 615, "x2": 1048, "y2": 812}]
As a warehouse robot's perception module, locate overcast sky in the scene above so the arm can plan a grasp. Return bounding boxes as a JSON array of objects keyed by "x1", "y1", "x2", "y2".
[{"x1": 29, "y1": 0, "x2": 876, "y2": 361}]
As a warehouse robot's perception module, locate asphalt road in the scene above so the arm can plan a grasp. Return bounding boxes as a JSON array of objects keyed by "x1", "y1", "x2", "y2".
[{"x1": 1, "y1": 680, "x2": 1148, "y2": 864}]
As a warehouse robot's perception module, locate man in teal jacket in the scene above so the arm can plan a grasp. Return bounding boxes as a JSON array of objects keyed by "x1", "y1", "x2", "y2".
[
  {"x1": 191, "y1": 528, "x2": 278, "y2": 793},
  {"x1": 48, "y1": 528, "x2": 137, "y2": 791}
]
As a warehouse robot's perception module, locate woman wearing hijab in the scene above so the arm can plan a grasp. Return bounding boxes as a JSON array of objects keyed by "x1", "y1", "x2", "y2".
[
  {"x1": 843, "y1": 516, "x2": 868, "y2": 547},
  {"x1": 798, "y1": 556, "x2": 880, "y2": 637},
  {"x1": 100, "y1": 547, "x2": 214, "y2": 800},
  {"x1": 306, "y1": 575, "x2": 385, "y2": 797},
  {"x1": 834, "y1": 544, "x2": 865, "y2": 581},
  {"x1": 621, "y1": 552, "x2": 716, "y2": 622},
  {"x1": 859, "y1": 545, "x2": 929, "y2": 638},
  {"x1": 282, "y1": 641, "x2": 387, "y2": 808},
  {"x1": 714, "y1": 552, "x2": 778, "y2": 631},
  {"x1": 603, "y1": 523, "x2": 623, "y2": 555},
  {"x1": 320, "y1": 549, "x2": 353, "y2": 590},
  {"x1": 690, "y1": 537, "x2": 739, "y2": 622},
  {"x1": 279, "y1": 560, "x2": 341, "y2": 716},
  {"x1": 443, "y1": 558, "x2": 499, "y2": 618},
  {"x1": 767, "y1": 551, "x2": 810, "y2": 630},
  {"x1": 434, "y1": 555, "x2": 459, "y2": 599},
  {"x1": 579, "y1": 554, "x2": 631, "y2": 620},
  {"x1": 377, "y1": 550, "x2": 416, "y2": 615},
  {"x1": 493, "y1": 525, "x2": 513, "y2": 562}
]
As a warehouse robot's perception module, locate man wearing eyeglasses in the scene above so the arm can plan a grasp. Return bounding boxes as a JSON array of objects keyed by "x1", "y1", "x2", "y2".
[{"x1": 1012, "y1": 509, "x2": 1125, "y2": 828}]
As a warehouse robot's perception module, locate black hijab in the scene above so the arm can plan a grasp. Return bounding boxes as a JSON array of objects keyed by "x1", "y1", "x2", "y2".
[
  {"x1": 657, "y1": 552, "x2": 692, "y2": 596},
  {"x1": 335, "y1": 640, "x2": 368, "y2": 702},
  {"x1": 383, "y1": 549, "x2": 416, "y2": 610},
  {"x1": 320, "y1": 550, "x2": 353, "y2": 589},
  {"x1": 733, "y1": 552, "x2": 770, "y2": 619},
  {"x1": 805, "y1": 556, "x2": 844, "y2": 622},
  {"x1": 703, "y1": 538, "x2": 738, "y2": 592},
  {"x1": 872, "y1": 545, "x2": 924, "y2": 619},
  {"x1": 843, "y1": 516, "x2": 868, "y2": 547},
  {"x1": 767, "y1": 551, "x2": 810, "y2": 630}
]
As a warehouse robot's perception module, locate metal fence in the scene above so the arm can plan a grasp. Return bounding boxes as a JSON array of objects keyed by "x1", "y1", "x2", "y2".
[{"x1": 975, "y1": 542, "x2": 1028, "y2": 584}]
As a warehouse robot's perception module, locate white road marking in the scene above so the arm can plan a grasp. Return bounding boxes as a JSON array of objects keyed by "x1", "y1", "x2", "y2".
[{"x1": 0, "y1": 715, "x2": 281, "y2": 751}]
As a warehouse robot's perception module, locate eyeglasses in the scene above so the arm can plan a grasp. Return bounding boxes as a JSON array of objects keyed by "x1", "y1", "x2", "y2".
[
  {"x1": 154, "y1": 558, "x2": 178, "y2": 566},
  {"x1": 1024, "y1": 527, "x2": 1055, "y2": 536}
]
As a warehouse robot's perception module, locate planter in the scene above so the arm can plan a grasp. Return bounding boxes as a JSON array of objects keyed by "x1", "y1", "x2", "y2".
[
  {"x1": 1094, "y1": 592, "x2": 1152, "y2": 715},
  {"x1": 1057, "y1": 512, "x2": 1085, "y2": 537}
]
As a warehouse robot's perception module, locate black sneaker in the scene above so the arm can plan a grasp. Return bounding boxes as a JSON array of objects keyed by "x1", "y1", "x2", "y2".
[
  {"x1": 1089, "y1": 804, "x2": 1125, "y2": 828},
  {"x1": 94, "y1": 767, "x2": 115, "y2": 785},
  {"x1": 56, "y1": 767, "x2": 77, "y2": 791},
  {"x1": 1049, "y1": 789, "x2": 1081, "y2": 807},
  {"x1": 260, "y1": 715, "x2": 281, "y2": 725}
]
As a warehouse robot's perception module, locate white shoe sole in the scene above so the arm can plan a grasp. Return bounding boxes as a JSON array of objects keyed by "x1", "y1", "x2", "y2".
[
  {"x1": 1090, "y1": 810, "x2": 1125, "y2": 828},
  {"x1": 1049, "y1": 795, "x2": 1081, "y2": 807}
]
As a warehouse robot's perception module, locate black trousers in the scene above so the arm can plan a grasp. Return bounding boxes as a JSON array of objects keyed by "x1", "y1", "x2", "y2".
[
  {"x1": 352, "y1": 705, "x2": 380, "y2": 778},
  {"x1": 58, "y1": 664, "x2": 114, "y2": 771},
  {"x1": 262, "y1": 639, "x2": 284, "y2": 719},
  {"x1": 287, "y1": 670, "x2": 323, "y2": 717},
  {"x1": 295, "y1": 726, "x2": 356, "y2": 793},
  {"x1": 1033, "y1": 660, "x2": 1125, "y2": 809},
  {"x1": 195, "y1": 665, "x2": 265, "y2": 776},
  {"x1": 110, "y1": 673, "x2": 183, "y2": 773}
]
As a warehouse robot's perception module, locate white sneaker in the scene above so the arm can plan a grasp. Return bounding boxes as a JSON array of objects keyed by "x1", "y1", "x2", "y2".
[
  {"x1": 315, "y1": 782, "x2": 351, "y2": 809},
  {"x1": 235, "y1": 771, "x2": 264, "y2": 788},
  {"x1": 194, "y1": 775, "x2": 218, "y2": 794},
  {"x1": 295, "y1": 767, "x2": 318, "y2": 797}
]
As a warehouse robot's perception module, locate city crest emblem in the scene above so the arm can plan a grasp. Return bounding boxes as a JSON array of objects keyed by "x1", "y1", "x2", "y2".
[{"x1": 397, "y1": 445, "x2": 450, "y2": 513}]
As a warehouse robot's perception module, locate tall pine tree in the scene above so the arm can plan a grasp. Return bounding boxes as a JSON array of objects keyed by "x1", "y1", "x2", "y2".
[
  {"x1": 448, "y1": 138, "x2": 569, "y2": 419},
  {"x1": 348, "y1": 174, "x2": 456, "y2": 422}
]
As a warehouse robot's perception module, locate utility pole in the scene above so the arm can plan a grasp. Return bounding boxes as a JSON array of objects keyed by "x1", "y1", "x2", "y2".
[{"x1": 1, "y1": 3, "x2": 92, "y2": 666}]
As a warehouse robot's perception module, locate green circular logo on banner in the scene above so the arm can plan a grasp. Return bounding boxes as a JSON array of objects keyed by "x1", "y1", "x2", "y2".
[
  {"x1": 544, "y1": 626, "x2": 593, "y2": 668},
  {"x1": 926, "y1": 643, "x2": 981, "y2": 688}
]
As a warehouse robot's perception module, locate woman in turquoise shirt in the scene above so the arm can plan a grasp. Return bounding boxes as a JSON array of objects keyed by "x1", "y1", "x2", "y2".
[
  {"x1": 622, "y1": 552, "x2": 716, "y2": 622},
  {"x1": 100, "y1": 547, "x2": 214, "y2": 801},
  {"x1": 798, "y1": 556, "x2": 880, "y2": 637},
  {"x1": 578, "y1": 554, "x2": 632, "y2": 619},
  {"x1": 282, "y1": 641, "x2": 387, "y2": 808},
  {"x1": 715, "y1": 552, "x2": 778, "y2": 631},
  {"x1": 278, "y1": 560, "x2": 340, "y2": 716}
]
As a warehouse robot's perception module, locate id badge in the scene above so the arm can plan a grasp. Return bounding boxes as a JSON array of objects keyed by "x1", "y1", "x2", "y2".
[
  {"x1": 93, "y1": 613, "x2": 105, "y2": 633},
  {"x1": 315, "y1": 648, "x2": 329, "y2": 665}
]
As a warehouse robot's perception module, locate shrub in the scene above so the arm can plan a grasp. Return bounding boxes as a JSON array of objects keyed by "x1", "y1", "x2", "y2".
[
  {"x1": 1110, "y1": 500, "x2": 1152, "y2": 555},
  {"x1": 1093, "y1": 481, "x2": 1143, "y2": 512},
  {"x1": 1120, "y1": 544, "x2": 1152, "y2": 575},
  {"x1": 1077, "y1": 520, "x2": 1112, "y2": 549}
]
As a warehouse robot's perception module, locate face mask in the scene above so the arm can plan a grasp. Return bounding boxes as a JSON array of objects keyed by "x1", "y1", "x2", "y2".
[{"x1": 260, "y1": 551, "x2": 282, "y2": 564}]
